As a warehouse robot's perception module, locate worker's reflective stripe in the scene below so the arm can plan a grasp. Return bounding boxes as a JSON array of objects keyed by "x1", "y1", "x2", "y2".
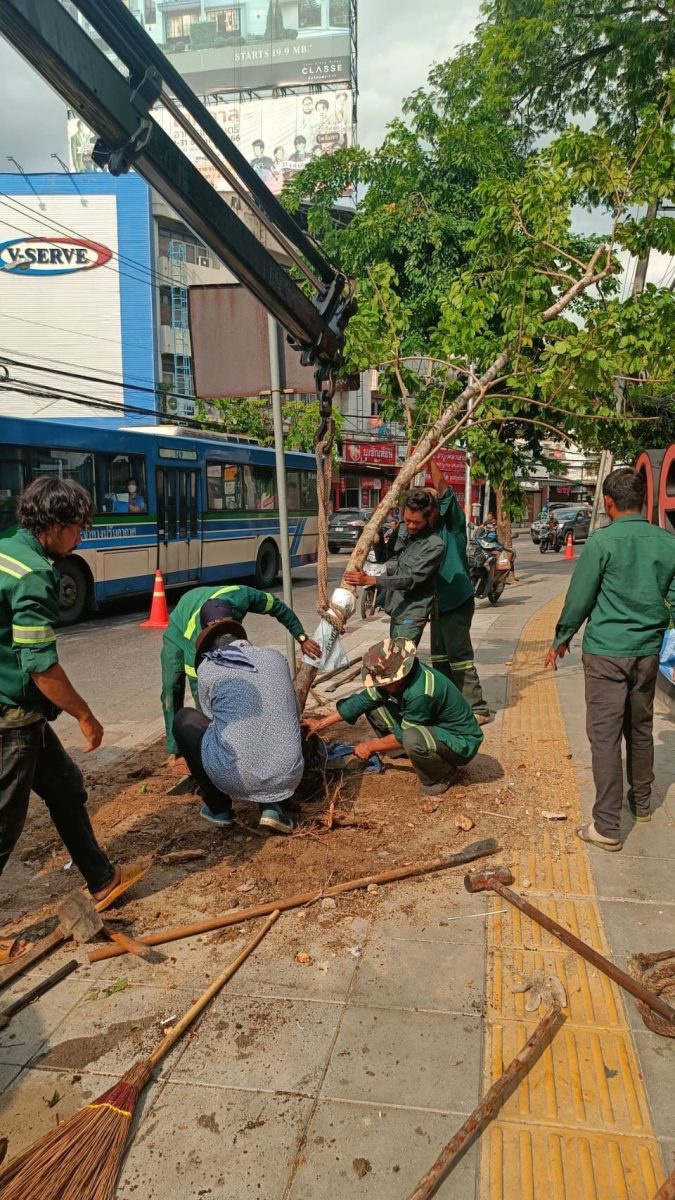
[
  {"x1": 366, "y1": 686, "x2": 380, "y2": 701},
  {"x1": 0, "y1": 553, "x2": 33, "y2": 580},
  {"x1": 185, "y1": 664, "x2": 198, "y2": 678},
  {"x1": 374, "y1": 705, "x2": 395, "y2": 729},
  {"x1": 12, "y1": 623, "x2": 55, "y2": 645},
  {"x1": 448, "y1": 659, "x2": 474, "y2": 670},
  {"x1": 402, "y1": 720, "x2": 436, "y2": 750},
  {"x1": 422, "y1": 667, "x2": 435, "y2": 697},
  {"x1": 264, "y1": 592, "x2": 274, "y2": 613},
  {"x1": 184, "y1": 586, "x2": 241, "y2": 641}
]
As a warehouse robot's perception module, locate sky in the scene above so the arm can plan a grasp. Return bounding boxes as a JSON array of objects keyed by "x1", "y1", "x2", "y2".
[{"x1": 0, "y1": 0, "x2": 482, "y2": 168}]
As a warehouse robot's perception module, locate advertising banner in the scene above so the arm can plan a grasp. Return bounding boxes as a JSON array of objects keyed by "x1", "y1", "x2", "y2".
[
  {"x1": 343, "y1": 442, "x2": 397, "y2": 468},
  {"x1": 152, "y1": 90, "x2": 353, "y2": 195}
]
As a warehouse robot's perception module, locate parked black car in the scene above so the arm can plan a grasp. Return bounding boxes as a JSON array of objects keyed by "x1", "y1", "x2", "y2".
[{"x1": 328, "y1": 508, "x2": 372, "y2": 553}]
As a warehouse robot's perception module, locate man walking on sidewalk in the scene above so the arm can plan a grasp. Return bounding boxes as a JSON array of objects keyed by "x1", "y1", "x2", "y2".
[
  {"x1": 428, "y1": 460, "x2": 491, "y2": 723},
  {"x1": 545, "y1": 467, "x2": 675, "y2": 851}
]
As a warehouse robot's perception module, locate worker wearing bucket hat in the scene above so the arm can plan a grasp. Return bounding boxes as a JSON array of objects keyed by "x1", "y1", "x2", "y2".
[{"x1": 303, "y1": 638, "x2": 484, "y2": 795}]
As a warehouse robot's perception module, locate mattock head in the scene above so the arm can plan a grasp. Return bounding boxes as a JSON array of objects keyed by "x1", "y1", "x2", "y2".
[
  {"x1": 57, "y1": 892, "x2": 104, "y2": 944},
  {"x1": 464, "y1": 864, "x2": 514, "y2": 893}
]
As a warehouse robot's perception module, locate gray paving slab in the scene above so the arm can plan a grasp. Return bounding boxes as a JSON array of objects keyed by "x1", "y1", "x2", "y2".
[
  {"x1": 118, "y1": 1085, "x2": 314, "y2": 1200},
  {"x1": 169, "y1": 995, "x2": 342, "y2": 1095},
  {"x1": 29, "y1": 982, "x2": 196, "y2": 1079},
  {"x1": 660, "y1": 1138, "x2": 675, "y2": 1180},
  {"x1": 286, "y1": 1098, "x2": 478, "y2": 1200},
  {"x1": 373, "y1": 877, "x2": 490, "y2": 946},
  {"x1": 590, "y1": 852, "x2": 675, "y2": 903},
  {"x1": 351, "y1": 933, "x2": 484, "y2": 1016},
  {"x1": 631, "y1": 1030, "x2": 675, "y2": 1140},
  {"x1": 0, "y1": 975, "x2": 94, "y2": 1068},
  {"x1": 224, "y1": 914, "x2": 368, "y2": 1004},
  {"x1": 0, "y1": 1063, "x2": 20, "y2": 1092},
  {"x1": 595, "y1": 899, "x2": 675, "y2": 963},
  {"x1": 321, "y1": 1005, "x2": 482, "y2": 1112}
]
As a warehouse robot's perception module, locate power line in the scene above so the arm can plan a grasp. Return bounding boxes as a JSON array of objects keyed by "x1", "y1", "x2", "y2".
[{"x1": 0, "y1": 351, "x2": 198, "y2": 411}]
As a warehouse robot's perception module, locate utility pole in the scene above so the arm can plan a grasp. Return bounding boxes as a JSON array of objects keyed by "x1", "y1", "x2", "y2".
[
  {"x1": 267, "y1": 313, "x2": 296, "y2": 674},
  {"x1": 590, "y1": 200, "x2": 659, "y2": 532}
]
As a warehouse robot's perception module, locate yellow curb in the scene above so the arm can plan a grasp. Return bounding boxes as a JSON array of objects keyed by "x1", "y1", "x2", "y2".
[{"x1": 479, "y1": 596, "x2": 666, "y2": 1199}]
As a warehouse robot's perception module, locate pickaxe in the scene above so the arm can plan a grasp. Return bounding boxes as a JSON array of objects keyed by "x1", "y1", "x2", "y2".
[{"x1": 465, "y1": 865, "x2": 675, "y2": 1027}]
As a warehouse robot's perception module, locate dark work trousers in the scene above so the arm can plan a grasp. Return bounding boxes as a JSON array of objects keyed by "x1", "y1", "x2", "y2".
[
  {"x1": 161, "y1": 636, "x2": 200, "y2": 756},
  {"x1": 366, "y1": 710, "x2": 467, "y2": 788},
  {"x1": 430, "y1": 596, "x2": 489, "y2": 716},
  {"x1": 389, "y1": 618, "x2": 426, "y2": 647},
  {"x1": 173, "y1": 708, "x2": 232, "y2": 815},
  {"x1": 583, "y1": 652, "x2": 659, "y2": 839},
  {"x1": 0, "y1": 721, "x2": 114, "y2": 891}
]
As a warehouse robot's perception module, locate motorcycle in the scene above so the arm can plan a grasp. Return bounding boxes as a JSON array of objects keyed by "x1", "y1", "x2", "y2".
[
  {"x1": 539, "y1": 522, "x2": 560, "y2": 554},
  {"x1": 468, "y1": 530, "x2": 515, "y2": 605}
]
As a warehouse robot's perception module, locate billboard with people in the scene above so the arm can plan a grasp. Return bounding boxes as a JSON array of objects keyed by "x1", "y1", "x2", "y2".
[{"x1": 153, "y1": 90, "x2": 353, "y2": 195}]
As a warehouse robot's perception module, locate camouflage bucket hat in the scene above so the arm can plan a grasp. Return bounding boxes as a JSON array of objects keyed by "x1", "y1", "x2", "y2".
[{"x1": 361, "y1": 638, "x2": 417, "y2": 688}]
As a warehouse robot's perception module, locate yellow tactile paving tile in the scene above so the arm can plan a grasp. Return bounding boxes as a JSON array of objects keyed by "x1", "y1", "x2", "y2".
[
  {"x1": 487, "y1": 896, "x2": 611, "y2": 956},
  {"x1": 486, "y1": 1019, "x2": 654, "y2": 1133},
  {"x1": 486, "y1": 948, "x2": 624, "y2": 1029},
  {"x1": 480, "y1": 1125, "x2": 664, "y2": 1200},
  {"x1": 478, "y1": 594, "x2": 666, "y2": 1199}
]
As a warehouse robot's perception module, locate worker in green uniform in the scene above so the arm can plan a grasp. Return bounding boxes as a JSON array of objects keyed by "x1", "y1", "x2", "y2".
[
  {"x1": 0, "y1": 478, "x2": 145, "y2": 954},
  {"x1": 162, "y1": 584, "x2": 321, "y2": 763},
  {"x1": 428, "y1": 460, "x2": 491, "y2": 723},
  {"x1": 303, "y1": 637, "x2": 483, "y2": 795},
  {"x1": 344, "y1": 490, "x2": 445, "y2": 646}
]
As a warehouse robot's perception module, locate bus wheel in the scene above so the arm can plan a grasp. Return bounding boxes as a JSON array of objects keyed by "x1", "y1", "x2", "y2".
[
  {"x1": 57, "y1": 559, "x2": 89, "y2": 625},
  {"x1": 255, "y1": 540, "x2": 279, "y2": 588}
]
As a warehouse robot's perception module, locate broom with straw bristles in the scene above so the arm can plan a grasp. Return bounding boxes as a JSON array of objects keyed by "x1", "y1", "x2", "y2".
[{"x1": 0, "y1": 909, "x2": 280, "y2": 1200}]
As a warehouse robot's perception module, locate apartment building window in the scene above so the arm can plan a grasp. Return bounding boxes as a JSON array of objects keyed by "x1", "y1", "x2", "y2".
[
  {"x1": 299, "y1": 1, "x2": 322, "y2": 29},
  {"x1": 210, "y1": 7, "x2": 241, "y2": 34},
  {"x1": 165, "y1": 11, "x2": 197, "y2": 40}
]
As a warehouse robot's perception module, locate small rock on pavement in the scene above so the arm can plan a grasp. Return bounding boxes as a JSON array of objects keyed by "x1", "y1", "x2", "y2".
[
  {"x1": 236, "y1": 880, "x2": 256, "y2": 894},
  {"x1": 295, "y1": 952, "x2": 312, "y2": 965},
  {"x1": 456, "y1": 815, "x2": 475, "y2": 832},
  {"x1": 321, "y1": 897, "x2": 338, "y2": 911},
  {"x1": 542, "y1": 811, "x2": 567, "y2": 821},
  {"x1": 367, "y1": 884, "x2": 379, "y2": 895}
]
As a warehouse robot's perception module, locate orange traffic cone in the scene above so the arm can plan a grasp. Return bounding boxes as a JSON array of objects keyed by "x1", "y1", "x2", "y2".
[
  {"x1": 140, "y1": 569, "x2": 169, "y2": 628},
  {"x1": 564, "y1": 532, "x2": 575, "y2": 560}
]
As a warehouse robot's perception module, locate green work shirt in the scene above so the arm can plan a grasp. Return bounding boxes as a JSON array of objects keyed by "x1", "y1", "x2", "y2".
[
  {"x1": 0, "y1": 528, "x2": 60, "y2": 720},
  {"x1": 553, "y1": 514, "x2": 675, "y2": 658},
  {"x1": 337, "y1": 660, "x2": 484, "y2": 761},
  {"x1": 434, "y1": 490, "x2": 474, "y2": 614},
  {"x1": 164, "y1": 583, "x2": 305, "y2": 677},
  {"x1": 378, "y1": 526, "x2": 445, "y2": 626}
]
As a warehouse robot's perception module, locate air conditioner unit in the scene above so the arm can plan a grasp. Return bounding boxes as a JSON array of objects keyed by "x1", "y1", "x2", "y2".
[{"x1": 197, "y1": 255, "x2": 210, "y2": 268}]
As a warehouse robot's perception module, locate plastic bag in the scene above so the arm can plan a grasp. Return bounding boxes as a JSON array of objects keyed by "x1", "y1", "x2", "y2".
[
  {"x1": 302, "y1": 618, "x2": 349, "y2": 672},
  {"x1": 659, "y1": 625, "x2": 675, "y2": 684},
  {"x1": 496, "y1": 550, "x2": 511, "y2": 570}
]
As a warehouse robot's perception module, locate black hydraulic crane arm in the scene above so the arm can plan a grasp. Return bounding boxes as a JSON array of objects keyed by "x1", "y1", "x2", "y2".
[{"x1": 0, "y1": 0, "x2": 355, "y2": 378}]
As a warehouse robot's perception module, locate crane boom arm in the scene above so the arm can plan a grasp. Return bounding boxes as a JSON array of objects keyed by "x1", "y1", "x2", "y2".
[{"x1": 0, "y1": 0, "x2": 353, "y2": 374}]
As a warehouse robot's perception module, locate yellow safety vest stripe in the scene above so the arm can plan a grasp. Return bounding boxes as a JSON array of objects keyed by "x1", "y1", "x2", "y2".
[
  {"x1": 12, "y1": 624, "x2": 56, "y2": 645},
  {"x1": 184, "y1": 586, "x2": 242, "y2": 641}
]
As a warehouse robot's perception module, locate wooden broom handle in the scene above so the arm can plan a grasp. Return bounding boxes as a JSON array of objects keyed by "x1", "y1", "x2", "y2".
[{"x1": 148, "y1": 910, "x2": 280, "y2": 1069}]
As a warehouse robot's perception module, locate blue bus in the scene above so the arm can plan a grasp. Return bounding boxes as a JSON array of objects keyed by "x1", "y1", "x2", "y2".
[{"x1": 0, "y1": 417, "x2": 318, "y2": 622}]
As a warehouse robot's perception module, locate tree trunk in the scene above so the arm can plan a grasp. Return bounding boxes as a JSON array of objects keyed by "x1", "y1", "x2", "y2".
[{"x1": 495, "y1": 483, "x2": 512, "y2": 549}]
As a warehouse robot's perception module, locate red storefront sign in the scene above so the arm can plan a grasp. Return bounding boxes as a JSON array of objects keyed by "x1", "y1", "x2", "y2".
[
  {"x1": 343, "y1": 441, "x2": 397, "y2": 467},
  {"x1": 423, "y1": 447, "x2": 467, "y2": 487}
]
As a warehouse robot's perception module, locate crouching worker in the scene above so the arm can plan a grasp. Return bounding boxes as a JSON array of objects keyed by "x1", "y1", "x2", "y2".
[
  {"x1": 172, "y1": 602, "x2": 303, "y2": 834},
  {"x1": 303, "y1": 638, "x2": 484, "y2": 796}
]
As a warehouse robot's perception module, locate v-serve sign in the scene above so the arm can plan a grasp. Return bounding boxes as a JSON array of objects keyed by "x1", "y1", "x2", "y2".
[{"x1": 0, "y1": 236, "x2": 112, "y2": 276}]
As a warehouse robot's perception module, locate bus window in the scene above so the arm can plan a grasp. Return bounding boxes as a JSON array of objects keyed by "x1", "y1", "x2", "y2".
[
  {"x1": 286, "y1": 470, "x2": 301, "y2": 511},
  {"x1": 0, "y1": 460, "x2": 25, "y2": 529},
  {"x1": 29, "y1": 448, "x2": 95, "y2": 500},
  {"x1": 300, "y1": 471, "x2": 318, "y2": 511},
  {"x1": 244, "y1": 464, "x2": 276, "y2": 512},
  {"x1": 206, "y1": 462, "x2": 243, "y2": 511},
  {"x1": 96, "y1": 455, "x2": 148, "y2": 514}
]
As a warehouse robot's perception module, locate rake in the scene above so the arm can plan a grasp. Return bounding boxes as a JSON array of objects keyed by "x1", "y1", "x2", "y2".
[{"x1": 0, "y1": 910, "x2": 279, "y2": 1199}]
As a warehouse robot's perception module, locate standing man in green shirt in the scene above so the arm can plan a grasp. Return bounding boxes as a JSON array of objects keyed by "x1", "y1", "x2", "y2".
[
  {"x1": 303, "y1": 637, "x2": 483, "y2": 795},
  {"x1": 0, "y1": 478, "x2": 145, "y2": 946},
  {"x1": 162, "y1": 584, "x2": 320, "y2": 763},
  {"x1": 344, "y1": 490, "x2": 445, "y2": 646},
  {"x1": 545, "y1": 468, "x2": 675, "y2": 851},
  {"x1": 428, "y1": 461, "x2": 491, "y2": 722}
]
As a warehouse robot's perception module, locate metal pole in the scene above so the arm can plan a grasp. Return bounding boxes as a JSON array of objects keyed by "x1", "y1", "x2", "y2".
[{"x1": 268, "y1": 313, "x2": 296, "y2": 674}]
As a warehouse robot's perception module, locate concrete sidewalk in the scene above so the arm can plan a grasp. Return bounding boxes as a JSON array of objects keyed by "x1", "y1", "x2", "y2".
[{"x1": 1, "y1": 551, "x2": 672, "y2": 1198}]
